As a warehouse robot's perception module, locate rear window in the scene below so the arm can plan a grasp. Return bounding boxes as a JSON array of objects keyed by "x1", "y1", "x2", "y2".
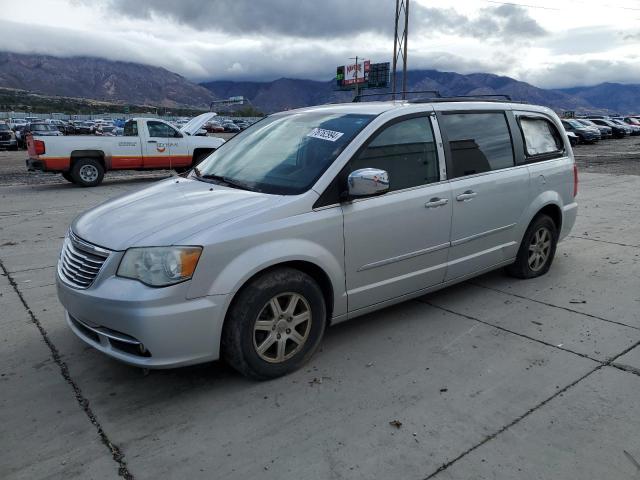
[
  {"x1": 439, "y1": 112, "x2": 514, "y2": 178},
  {"x1": 520, "y1": 117, "x2": 564, "y2": 158},
  {"x1": 123, "y1": 121, "x2": 138, "y2": 137}
]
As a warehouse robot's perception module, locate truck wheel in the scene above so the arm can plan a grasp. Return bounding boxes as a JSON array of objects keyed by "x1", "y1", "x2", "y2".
[
  {"x1": 506, "y1": 214, "x2": 558, "y2": 279},
  {"x1": 71, "y1": 158, "x2": 104, "y2": 187},
  {"x1": 61, "y1": 172, "x2": 75, "y2": 183},
  {"x1": 222, "y1": 268, "x2": 327, "y2": 380}
]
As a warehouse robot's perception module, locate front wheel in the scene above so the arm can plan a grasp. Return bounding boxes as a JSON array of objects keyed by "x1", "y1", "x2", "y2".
[
  {"x1": 506, "y1": 214, "x2": 558, "y2": 279},
  {"x1": 70, "y1": 158, "x2": 104, "y2": 187},
  {"x1": 222, "y1": 268, "x2": 327, "y2": 380}
]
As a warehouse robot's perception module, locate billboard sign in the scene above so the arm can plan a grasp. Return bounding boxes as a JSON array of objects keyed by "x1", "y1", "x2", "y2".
[
  {"x1": 336, "y1": 61, "x2": 390, "y2": 90},
  {"x1": 343, "y1": 60, "x2": 370, "y2": 85}
]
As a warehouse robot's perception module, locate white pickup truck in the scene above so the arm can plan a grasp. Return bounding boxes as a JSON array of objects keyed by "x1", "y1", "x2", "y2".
[{"x1": 26, "y1": 113, "x2": 225, "y2": 186}]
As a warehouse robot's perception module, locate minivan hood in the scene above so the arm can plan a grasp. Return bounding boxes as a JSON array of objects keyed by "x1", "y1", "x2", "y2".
[{"x1": 72, "y1": 178, "x2": 283, "y2": 251}]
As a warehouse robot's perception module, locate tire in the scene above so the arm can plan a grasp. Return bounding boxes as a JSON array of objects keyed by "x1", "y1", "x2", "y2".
[
  {"x1": 175, "y1": 149, "x2": 214, "y2": 174},
  {"x1": 61, "y1": 172, "x2": 74, "y2": 183},
  {"x1": 222, "y1": 268, "x2": 327, "y2": 380},
  {"x1": 70, "y1": 158, "x2": 104, "y2": 187},
  {"x1": 506, "y1": 214, "x2": 558, "y2": 279}
]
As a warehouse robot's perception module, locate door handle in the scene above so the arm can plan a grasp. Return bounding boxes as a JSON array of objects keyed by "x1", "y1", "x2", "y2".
[
  {"x1": 147, "y1": 140, "x2": 157, "y2": 143},
  {"x1": 425, "y1": 197, "x2": 449, "y2": 208},
  {"x1": 456, "y1": 190, "x2": 477, "y2": 202}
]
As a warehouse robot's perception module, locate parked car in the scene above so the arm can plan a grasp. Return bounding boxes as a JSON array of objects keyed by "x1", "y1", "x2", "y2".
[
  {"x1": 26, "y1": 122, "x2": 65, "y2": 137},
  {"x1": 26, "y1": 113, "x2": 224, "y2": 186},
  {"x1": 45, "y1": 119, "x2": 73, "y2": 135},
  {"x1": 205, "y1": 121, "x2": 225, "y2": 133},
  {"x1": 561, "y1": 119, "x2": 600, "y2": 143},
  {"x1": 566, "y1": 131, "x2": 579, "y2": 146},
  {"x1": 587, "y1": 118, "x2": 627, "y2": 138},
  {"x1": 0, "y1": 122, "x2": 18, "y2": 150},
  {"x1": 618, "y1": 116, "x2": 640, "y2": 126},
  {"x1": 14, "y1": 125, "x2": 28, "y2": 149},
  {"x1": 8, "y1": 118, "x2": 28, "y2": 130},
  {"x1": 56, "y1": 100, "x2": 578, "y2": 379},
  {"x1": 73, "y1": 122, "x2": 95, "y2": 135},
  {"x1": 611, "y1": 119, "x2": 640, "y2": 136},
  {"x1": 222, "y1": 122, "x2": 241, "y2": 133},
  {"x1": 96, "y1": 125, "x2": 118, "y2": 136},
  {"x1": 575, "y1": 119, "x2": 612, "y2": 139}
]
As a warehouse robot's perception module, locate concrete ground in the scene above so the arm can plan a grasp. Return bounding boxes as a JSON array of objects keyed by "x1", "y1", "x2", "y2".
[{"x1": 1, "y1": 151, "x2": 639, "y2": 479}]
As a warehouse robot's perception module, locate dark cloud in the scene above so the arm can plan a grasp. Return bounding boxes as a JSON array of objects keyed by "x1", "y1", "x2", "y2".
[
  {"x1": 414, "y1": 4, "x2": 546, "y2": 40},
  {"x1": 100, "y1": 0, "x2": 546, "y2": 40},
  {"x1": 523, "y1": 59, "x2": 640, "y2": 88},
  {"x1": 104, "y1": 0, "x2": 395, "y2": 37}
]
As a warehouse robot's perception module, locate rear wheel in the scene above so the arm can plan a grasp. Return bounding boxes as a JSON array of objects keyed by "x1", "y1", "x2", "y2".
[
  {"x1": 222, "y1": 268, "x2": 326, "y2": 380},
  {"x1": 506, "y1": 214, "x2": 558, "y2": 279},
  {"x1": 71, "y1": 158, "x2": 104, "y2": 187}
]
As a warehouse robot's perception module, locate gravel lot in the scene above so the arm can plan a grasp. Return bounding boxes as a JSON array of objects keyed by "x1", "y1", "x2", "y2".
[
  {"x1": 1, "y1": 138, "x2": 639, "y2": 480},
  {"x1": 573, "y1": 135, "x2": 640, "y2": 175}
]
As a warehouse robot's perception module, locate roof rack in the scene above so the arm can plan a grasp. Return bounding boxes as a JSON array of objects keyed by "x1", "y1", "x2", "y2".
[
  {"x1": 409, "y1": 94, "x2": 525, "y2": 104},
  {"x1": 352, "y1": 90, "x2": 441, "y2": 103}
]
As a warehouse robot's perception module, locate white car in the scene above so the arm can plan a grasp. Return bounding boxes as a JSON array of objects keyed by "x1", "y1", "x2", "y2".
[{"x1": 26, "y1": 113, "x2": 224, "y2": 186}]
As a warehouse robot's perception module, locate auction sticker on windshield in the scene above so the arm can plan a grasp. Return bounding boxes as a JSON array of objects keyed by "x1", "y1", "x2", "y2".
[{"x1": 307, "y1": 127, "x2": 344, "y2": 142}]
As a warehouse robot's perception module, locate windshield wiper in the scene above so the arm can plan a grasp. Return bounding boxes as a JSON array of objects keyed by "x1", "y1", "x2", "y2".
[{"x1": 200, "y1": 173, "x2": 257, "y2": 192}]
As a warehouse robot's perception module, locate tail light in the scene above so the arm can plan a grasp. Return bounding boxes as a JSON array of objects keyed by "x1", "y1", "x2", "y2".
[
  {"x1": 573, "y1": 163, "x2": 578, "y2": 197},
  {"x1": 34, "y1": 139, "x2": 46, "y2": 155}
]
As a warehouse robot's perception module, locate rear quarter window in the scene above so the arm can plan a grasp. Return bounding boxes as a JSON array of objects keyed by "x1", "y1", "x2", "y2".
[{"x1": 519, "y1": 117, "x2": 564, "y2": 160}]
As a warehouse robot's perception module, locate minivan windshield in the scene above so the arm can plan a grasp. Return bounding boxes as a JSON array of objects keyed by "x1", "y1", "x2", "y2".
[{"x1": 194, "y1": 111, "x2": 374, "y2": 194}]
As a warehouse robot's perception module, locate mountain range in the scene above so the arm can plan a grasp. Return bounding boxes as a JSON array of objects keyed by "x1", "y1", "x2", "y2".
[
  {"x1": 0, "y1": 52, "x2": 215, "y2": 107},
  {"x1": 1, "y1": 52, "x2": 639, "y2": 114}
]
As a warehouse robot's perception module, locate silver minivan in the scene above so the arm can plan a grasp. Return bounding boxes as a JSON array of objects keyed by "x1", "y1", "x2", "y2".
[{"x1": 57, "y1": 99, "x2": 578, "y2": 379}]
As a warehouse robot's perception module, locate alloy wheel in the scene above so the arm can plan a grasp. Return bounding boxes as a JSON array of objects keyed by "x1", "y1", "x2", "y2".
[
  {"x1": 252, "y1": 292, "x2": 312, "y2": 363},
  {"x1": 528, "y1": 227, "x2": 552, "y2": 272}
]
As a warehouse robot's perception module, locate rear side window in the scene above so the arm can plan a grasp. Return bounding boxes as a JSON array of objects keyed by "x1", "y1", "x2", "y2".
[
  {"x1": 123, "y1": 121, "x2": 138, "y2": 137},
  {"x1": 520, "y1": 117, "x2": 564, "y2": 158},
  {"x1": 351, "y1": 116, "x2": 439, "y2": 191},
  {"x1": 439, "y1": 113, "x2": 514, "y2": 178}
]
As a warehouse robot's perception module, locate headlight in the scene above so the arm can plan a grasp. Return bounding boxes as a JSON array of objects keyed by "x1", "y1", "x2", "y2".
[{"x1": 117, "y1": 246, "x2": 202, "y2": 287}]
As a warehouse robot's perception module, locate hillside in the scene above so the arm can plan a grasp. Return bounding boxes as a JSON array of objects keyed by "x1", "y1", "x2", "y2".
[
  {"x1": 558, "y1": 83, "x2": 640, "y2": 114},
  {"x1": 0, "y1": 52, "x2": 216, "y2": 108},
  {"x1": 202, "y1": 69, "x2": 598, "y2": 113}
]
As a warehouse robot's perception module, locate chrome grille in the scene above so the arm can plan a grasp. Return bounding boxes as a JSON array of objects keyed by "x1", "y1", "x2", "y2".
[{"x1": 58, "y1": 231, "x2": 110, "y2": 289}]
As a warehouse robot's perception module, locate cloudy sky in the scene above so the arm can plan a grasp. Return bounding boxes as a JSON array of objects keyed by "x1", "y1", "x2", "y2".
[{"x1": 1, "y1": 0, "x2": 639, "y2": 88}]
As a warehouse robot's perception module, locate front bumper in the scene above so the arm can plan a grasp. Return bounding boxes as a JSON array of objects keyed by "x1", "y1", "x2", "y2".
[
  {"x1": 0, "y1": 139, "x2": 17, "y2": 148},
  {"x1": 57, "y1": 270, "x2": 229, "y2": 368}
]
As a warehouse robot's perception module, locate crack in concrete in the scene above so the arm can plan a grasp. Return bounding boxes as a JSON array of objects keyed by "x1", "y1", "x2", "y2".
[
  {"x1": 568, "y1": 235, "x2": 639, "y2": 249},
  {"x1": 0, "y1": 259, "x2": 134, "y2": 479},
  {"x1": 420, "y1": 300, "x2": 601, "y2": 363},
  {"x1": 5, "y1": 264, "x2": 57, "y2": 274},
  {"x1": 469, "y1": 281, "x2": 640, "y2": 332},
  {"x1": 610, "y1": 362, "x2": 640, "y2": 378},
  {"x1": 419, "y1": 301, "x2": 640, "y2": 479}
]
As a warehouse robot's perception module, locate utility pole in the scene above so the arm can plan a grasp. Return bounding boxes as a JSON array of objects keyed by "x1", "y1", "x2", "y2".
[
  {"x1": 349, "y1": 56, "x2": 360, "y2": 101},
  {"x1": 392, "y1": 0, "x2": 409, "y2": 100}
]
